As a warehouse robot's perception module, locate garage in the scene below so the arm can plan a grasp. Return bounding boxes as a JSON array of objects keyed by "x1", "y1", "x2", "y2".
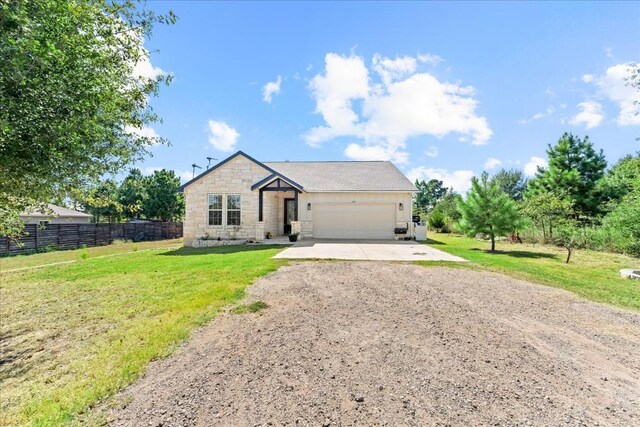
[{"x1": 313, "y1": 202, "x2": 396, "y2": 239}]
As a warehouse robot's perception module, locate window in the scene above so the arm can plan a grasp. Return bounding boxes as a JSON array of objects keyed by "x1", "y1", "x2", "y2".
[
  {"x1": 227, "y1": 194, "x2": 241, "y2": 225},
  {"x1": 208, "y1": 194, "x2": 222, "y2": 225}
]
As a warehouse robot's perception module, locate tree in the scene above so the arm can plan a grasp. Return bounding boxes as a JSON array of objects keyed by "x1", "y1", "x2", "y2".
[
  {"x1": 458, "y1": 172, "x2": 521, "y2": 252},
  {"x1": 602, "y1": 191, "x2": 640, "y2": 257},
  {"x1": 597, "y1": 154, "x2": 640, "y2": 207},
  {"x1": 414, "y1": 179, "x2": 451, "y2": 217},
  {"x1": 142, "y1": 170, "x2": 184, "y2": 221},
  {"x1": 0, "y1": 0, "x2": 176, "y2": 236},
  {"x1": 526, "y1": 133, "x2": 607, "y2": 218},
  {"x1": 521, "y1": 191, "x2": 573, "y2": 242},
  {"x1": 428, "y1": 193, "x2": 462, "y2": 233},
  {"x1": 118, "y1": 168, "x2": 147, "y2": 219},
  {"x1": 85, "y1": 180, "x2": 122, "y2": 223},
  {"x1": 491, "y1": 169, "x2": 527, "y2": 201}
]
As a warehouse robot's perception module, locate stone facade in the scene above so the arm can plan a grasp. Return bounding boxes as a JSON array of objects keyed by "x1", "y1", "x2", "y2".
[{"x1": 183, "y1": 155, "x2": 272, "y2": 246}]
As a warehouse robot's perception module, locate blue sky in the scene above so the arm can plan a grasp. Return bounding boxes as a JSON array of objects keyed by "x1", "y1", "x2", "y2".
[{"x1": 132, "y1": 1, "x2": 639, "y2": 193}]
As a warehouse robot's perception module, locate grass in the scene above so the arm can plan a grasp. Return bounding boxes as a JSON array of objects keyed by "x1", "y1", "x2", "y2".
[
  {"x1": 421, "y1": 233, "x2": 639, "y2": 311},
  {"x1": 231, "y1": 300, "x2": 269, "y2": 314},
  {"x1": 1, "y1": 239, "x2": 182, "y2": 271},
  {"x1": 0, "y1": 242, "x2": 286, "y2": 426}
]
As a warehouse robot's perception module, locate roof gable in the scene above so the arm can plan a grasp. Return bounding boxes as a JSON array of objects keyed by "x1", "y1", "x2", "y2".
[
  {"x1": 178, "y1": 151, "x2": 276, "y2": 192},
  {"x1": 251, "y1": 173, "x2": 304, "y2": 191}
]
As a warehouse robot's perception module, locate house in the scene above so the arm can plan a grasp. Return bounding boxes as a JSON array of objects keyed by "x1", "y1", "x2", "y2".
[
  {"x1": 179, "y1": 151, "x2": 417, "y2": 246},
  {"x1": 20, "y1": 204, "x2": 92, "y2": 225}
]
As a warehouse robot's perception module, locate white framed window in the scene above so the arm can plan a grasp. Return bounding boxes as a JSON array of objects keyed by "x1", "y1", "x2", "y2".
[
  {"x1": 208, "y1": 194, "x2": 222, "y2": 225},
  {"x1": 226, "y1": 194, "x2": 241, "y2": 225}
]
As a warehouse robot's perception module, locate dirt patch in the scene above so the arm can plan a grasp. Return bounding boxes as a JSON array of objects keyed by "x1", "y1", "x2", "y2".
[{"x1": 109, "y1": 262, "x2": 640, "y2": 426}]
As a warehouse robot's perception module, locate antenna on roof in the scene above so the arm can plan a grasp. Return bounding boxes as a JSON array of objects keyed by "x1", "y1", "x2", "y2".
[
  {"x1": 191, "y1": 163, "x2": 202, "y2": 178},
  {"x1": 206, "y1": 157, "x2": 218, "y2": 170}
]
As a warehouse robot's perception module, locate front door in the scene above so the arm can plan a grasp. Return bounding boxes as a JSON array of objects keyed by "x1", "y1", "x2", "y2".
[{"x1": 284, "y1": 198, "x2": 295, "y2": 234}]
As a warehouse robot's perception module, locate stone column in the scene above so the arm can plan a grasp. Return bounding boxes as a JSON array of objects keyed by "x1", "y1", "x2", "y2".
[{"x1": 255, "y1": 221, "x2": 265, "y2": 241}]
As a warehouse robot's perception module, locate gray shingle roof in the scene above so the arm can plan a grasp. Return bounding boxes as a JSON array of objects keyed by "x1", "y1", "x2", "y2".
[
  {"x1": 264, "y1": 161, "x2": 417, "y2": 192},
  {"x1": 21, "y1": 204, "x2": 91, "y2": 218}
]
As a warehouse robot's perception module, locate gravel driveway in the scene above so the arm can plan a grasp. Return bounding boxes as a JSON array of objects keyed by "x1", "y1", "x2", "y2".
[{"x1": 110, "y1": 262, "x2": 640, "y2": 426}]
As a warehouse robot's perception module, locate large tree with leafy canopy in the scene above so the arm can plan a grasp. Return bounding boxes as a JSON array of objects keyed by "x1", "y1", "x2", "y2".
[
  {"x1": 118, "y1": 168, "x2": 147, "y2": 219},
  {"x1": 414, "y1": 179, "x2": 451, "y2": 217},
  {"x1": 0, "y1": 0, "x2": 176, "y2": 236},
  {"x1": 85, "y1": 179, "x2": 122, "y2": 223},
  {"x1": 142, "y1": 170, "x2": 184, "y2": 221},
  {"x1": 458, "y1": 172, "x2": 522, "y2": 252},
  {"x1": 526, "y1": 133, "x2": 606, "y2": 218}
]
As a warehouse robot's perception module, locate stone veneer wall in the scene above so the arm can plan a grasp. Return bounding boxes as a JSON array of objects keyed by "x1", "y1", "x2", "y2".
[{"x1": 183, "y1": 156, "x2": 272, "y2": 246}]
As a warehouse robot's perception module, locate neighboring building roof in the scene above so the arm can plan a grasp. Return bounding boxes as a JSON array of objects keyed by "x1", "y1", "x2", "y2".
[
  {"x1": 265, "y1": 161, "x2": 417, "y2": 192},
  {"x1": 20, "y1": 204, "x2": 92, "y2": 218},
  {"x1": 178, "y1": 151, "x2": 417, "y2": 193}
]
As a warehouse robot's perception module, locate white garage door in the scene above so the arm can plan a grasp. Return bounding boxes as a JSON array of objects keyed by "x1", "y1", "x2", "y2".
[{"x1": 313, "y1": 203, "x2": 396, "y2": 239}]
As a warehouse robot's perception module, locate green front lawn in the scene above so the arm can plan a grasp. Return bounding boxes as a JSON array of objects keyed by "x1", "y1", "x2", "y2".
[
  {"x1": 423, "y1": 233, "x2": 639, "y2": 311},
  {"x1": 0, "y1": 243, "x2": 286, "y2": 426}
]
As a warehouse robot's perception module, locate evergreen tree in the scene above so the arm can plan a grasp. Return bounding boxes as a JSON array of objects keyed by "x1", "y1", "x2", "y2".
[
  {"x1": 526, "y1": 133, "x2": 606, "y2": 218},
  {"x1": 458, "y1": 172, "x2": 521, "y2": 252},
  {"x1": 491, "y1": 169, "x2": 527, "y2": 201},
  {"x1": 142, "y1": 170, "x2": 184, "y2": 221}
]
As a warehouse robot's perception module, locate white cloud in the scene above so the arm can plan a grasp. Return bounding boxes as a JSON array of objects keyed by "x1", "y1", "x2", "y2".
[
  {"x1": 523, "y1": 156, "x2": 548, "y2": 177},
  {"x1": 131, "y1": 37, "x2": 166, "y2": 80},
  {"x1": 206, "y1": 120, "x2": 240, "y2": 152},
  {"x1": 569, "y1": 101, "x2": 604, "y2": 129},
  {"x1": 133, "y1": 57, "x2": 165, "y2": 80},
  {"x1": 484, "y1": 157, "x2": 502, "y2": 170},
  {"x1": 581, "y1": 74, "x2": 594, "y2": 83},
  {"x1": 595, "y1": 63, "x2": 639, "y2": 126},
  {"x1": 604, "y1": 47, "x2": 614, "y2": 58},
  {"x1": 518, "y1": 106, "x2": 555, "y2": 124},
  {"x1": 124, "y1": 125, "x2": 161, "y2": 144},
  {"x1": 406, "y1": 166, "x2": 475, "y2": 194},
  {"x1": 417, "y1": 53, "x2": 443, "y2": 65},
  {"x1": 304, "y1": 52, "x2": 492, "y2": 164},
  {"x1": 262, "y1": 75, "x2": 283, "y2": 103},
  {"x1": 425, "y1": 145, "x2": 439, "y2": 158}
]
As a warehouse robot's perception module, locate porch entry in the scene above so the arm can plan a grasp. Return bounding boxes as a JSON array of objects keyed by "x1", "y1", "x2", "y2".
[{"x1": 284, "y1": 198, "x2": 296, "y2": 234}]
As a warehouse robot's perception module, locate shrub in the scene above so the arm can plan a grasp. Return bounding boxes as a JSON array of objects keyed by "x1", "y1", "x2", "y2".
[{"x1": 427, "y1": 211, "x2": 447, "y2": 231}]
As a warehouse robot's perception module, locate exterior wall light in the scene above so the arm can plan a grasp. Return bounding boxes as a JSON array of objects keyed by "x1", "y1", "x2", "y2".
[
  {"x1": 399, "y1": 203, "x2": 404, "y2": 211},
  {"x1": 307, "y1": 202, "x2": 311, "y2": 210}
]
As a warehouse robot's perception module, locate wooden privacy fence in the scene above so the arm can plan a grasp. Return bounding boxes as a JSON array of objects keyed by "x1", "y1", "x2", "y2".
[{"x1": 0, "y1": 222, "x2": 183, "y2": 256}]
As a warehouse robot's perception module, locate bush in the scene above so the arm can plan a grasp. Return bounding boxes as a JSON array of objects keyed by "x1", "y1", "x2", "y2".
[{"x1": 427, "y1": 211, "x2": 446, "y2": 231}]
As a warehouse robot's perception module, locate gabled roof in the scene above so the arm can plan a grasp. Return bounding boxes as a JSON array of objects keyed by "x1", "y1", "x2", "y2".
[
  {"x1": 250, "y1": 173, "x2": 304, "y2": 191},
  {"x1": 21, "y1": 204, "x2": 91, "y2": 218},
  {"x1": 178, "y1": 151, "x2": 281, "y2": 192},
  {"x1": 264, "y1": 161, "x2": 417, "y2": 192},
  {"x1": 178, "y1": 151, "x2": 417, "y2": 193}
]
